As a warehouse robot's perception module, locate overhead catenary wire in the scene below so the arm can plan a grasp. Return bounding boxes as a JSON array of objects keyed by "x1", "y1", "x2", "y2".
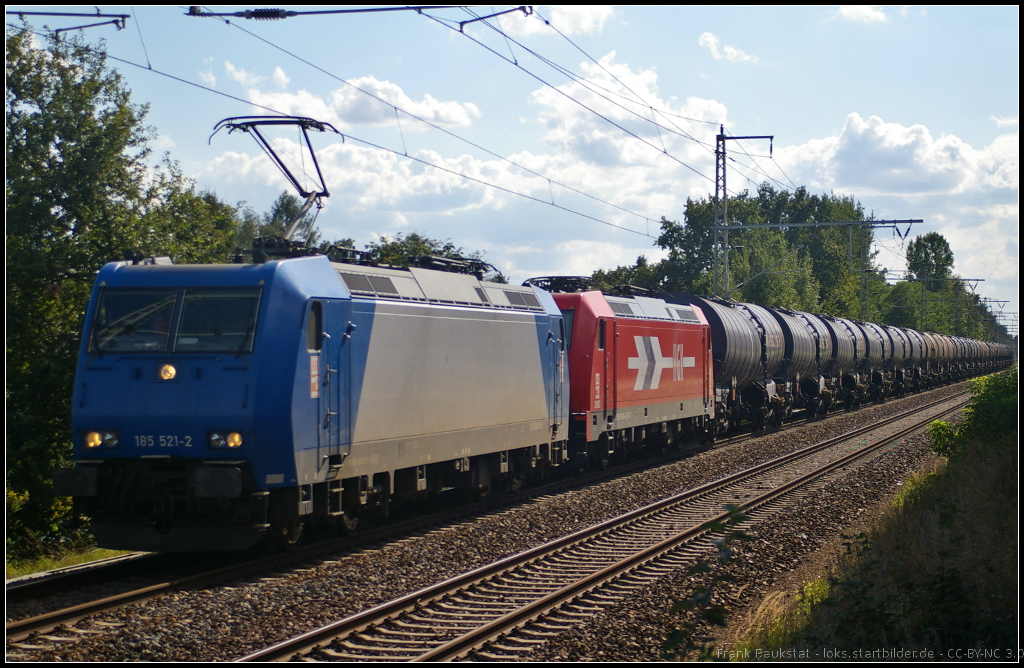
[
  {"x1": 449, "y1": 7, "x2": 795, "y2": 199},
  {"x1": 425, "y1": 8, "x2": 717, "y2": 187},
  {"x1": 6, "y1": 22, "x2": 656, "y2": 239},
  {"x1": 511, "y1": 8, "x2": 799, "y2": 195},
  {"x1": 462, "y1": 5, "x2": 722, "y2": 156},
  {"x1": 724, "y1": 130, "x2": 794, "y2": 193},
  {"x1": 194, "y1": 11, "x2": 664, "y2": 233}
]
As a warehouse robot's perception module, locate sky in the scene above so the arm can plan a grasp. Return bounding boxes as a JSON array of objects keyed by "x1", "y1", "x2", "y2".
[{"x1": 9, "y1": 6, "x2": 1019, "y2": 329}]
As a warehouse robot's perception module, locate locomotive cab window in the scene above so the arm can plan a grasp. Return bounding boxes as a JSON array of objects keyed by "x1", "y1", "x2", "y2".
[
  {"x1": 91, "y1": 289, "x2": 178, "y2": 353},
  {"x1": 306, "y1": 301, "x2": 324, "y2": 351},
  {"x1": 174, "y1": 288, "x2": 262, "y2": 354},
  {"x1": 598, "y1": 319, "x2": 606, "y2": 351}
]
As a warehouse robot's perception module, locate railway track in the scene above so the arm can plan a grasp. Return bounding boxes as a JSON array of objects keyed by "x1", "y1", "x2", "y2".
[{"x1": 239, "y1": 390, "x2": 967, "y2": 662}]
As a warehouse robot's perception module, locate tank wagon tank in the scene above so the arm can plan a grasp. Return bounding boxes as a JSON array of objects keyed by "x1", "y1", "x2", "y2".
[
  {"x1": 762, "y1": 308, "x2": 835, "y2": 418},
  {"x1": 856, "y1": 320, "x2": 893, "y2": 402},
  {"x1": 665, "y1": 295, "x2": 785, "y2": 431},
  {"x1": 545, "y1": 288, "x2": 714, "y2": 467},
  {"x1": 882, "y1": 325, "x2": 912, "y2": 396},
  {"x1": 817, "y1": 315, "x2": 872, "y2": 409},
  {"x1": 54, "y1": 255, "x2": 568, "y2": 550}
]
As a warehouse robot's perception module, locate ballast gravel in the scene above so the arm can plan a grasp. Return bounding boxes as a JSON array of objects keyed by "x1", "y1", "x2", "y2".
[{"x1": 7, "y1": 385, "x2": 963, "y2": 662}]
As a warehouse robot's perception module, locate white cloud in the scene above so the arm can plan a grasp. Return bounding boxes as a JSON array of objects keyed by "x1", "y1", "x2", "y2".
[
  {"x1": 991, "y1": 116, "x2": 1018, "y2": 128},
  {"x1": 773, "y1": 113, "x2": 1018, "y2": 308},
  {"x1": 234, "y1": 73, "x2": 480, "y2": 130},
  {"x1": 247, "y1": 88, "x2": 343, "y2": 126},
  {"x1": 698, "y1": 32, "x2": 758, "y2": 63},
  {"x1": 330, "y1": 76, "x2": 481, "y2": 128},
  {"x1": 198, "y1": 70, "x2": 216, "y2": 88},
  {"x1": 837, "y1": 6, "x2": 889, "y2": 22},
  {"x1": 777, "y1": 113, "x2": 1019, "y2": 196},
  {"x1": 502, "y1": 5, "x2": 614, "y2": 37},
  {"x1": 273, "y1": 67, "x2": 290, "y2": 89},
  {"x1": 224, "y1": 61, "x2": 262, "y2": 87}
]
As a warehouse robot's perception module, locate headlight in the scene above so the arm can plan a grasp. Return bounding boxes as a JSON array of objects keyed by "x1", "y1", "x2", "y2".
[
  {"x1": 208, "y1": 431, "x2": 243, "y2": 449},
  {"x1": 85, "y1": 431, "x2": 119, "y2": 448},
  {"x1": 159, "y1": 364, "x2": 177, "y2": 380}
]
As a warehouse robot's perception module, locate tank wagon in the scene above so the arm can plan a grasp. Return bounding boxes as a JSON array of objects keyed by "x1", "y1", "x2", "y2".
[
  {"x1": 664, "y1": 294, "x2": 786, "y2": 431},
  {"x1": 55, "y1": 255, "x2": 568, "y2": 550},
  {"x1": 546, "y1": 289, "x2": 714, "y2": 467}
]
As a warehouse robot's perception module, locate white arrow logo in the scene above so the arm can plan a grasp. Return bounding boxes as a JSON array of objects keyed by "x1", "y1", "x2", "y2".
[{"x1": 627, "y1": 336, "x2": 675, "y2": 390}]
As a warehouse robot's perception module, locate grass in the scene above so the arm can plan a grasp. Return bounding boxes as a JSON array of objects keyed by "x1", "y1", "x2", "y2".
[
  {"x1": 6, "y1": 548, "x2": 132, "y2": 580},
  {"x1": 726, "y1": 369, "x2": 1018, "y2": 660}
]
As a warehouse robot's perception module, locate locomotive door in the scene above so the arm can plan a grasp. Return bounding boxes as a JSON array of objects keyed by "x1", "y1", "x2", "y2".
[
  {"x1": 309, "y1": 300, "x2": 347, "y2": 473},
  {"x1": 598, "y1": 317, "x2": 616, "y2": 423},
  {"x1": 549, "y1": 315, "x2": 564, "y2": 436}
]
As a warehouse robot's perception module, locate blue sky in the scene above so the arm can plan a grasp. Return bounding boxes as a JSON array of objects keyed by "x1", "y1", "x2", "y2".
[{"x1": 10, "y1": 6, "x2": 1019, "y2": 325}]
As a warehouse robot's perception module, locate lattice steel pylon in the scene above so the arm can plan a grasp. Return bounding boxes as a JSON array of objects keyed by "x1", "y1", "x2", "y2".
[{"x1": 711, "y1": 125, "x2": 773, "y2": 298}]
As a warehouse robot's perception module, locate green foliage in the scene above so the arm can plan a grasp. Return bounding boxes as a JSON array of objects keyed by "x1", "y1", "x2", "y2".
[
  {"x1": 928, "y1": 420, "x2": 958, "y2": 458},
  {"x1": 362, "y1": 231, "x2": 503, "y2": 281},
  {"x1": 230, "y1": 191, "x2": 354, "y2": 256},
  {"x1": 600, "y1": 184, "x2": 870, "y2": 317},
  {"x1": 929, "y1": 366, "x2": 1018, "y2": 458},
  {"x1": 727, "y1": 227, "x2": 820, "y2": 311},
  {"x1": 590, "y1": 255, "x2": 664, "y2": 293},
  {"x1": 364, "y1": 231, "x2": 472, "y2": 266},
  {"x1": 663, "y1": 504, "x2": 750, "y2": 660},
  {"x1": 907, "y1": 232, "x2": 954, "y2": 287},
  {"x1": 5, "y1": 26, "x2": 242, "y2": 557}
]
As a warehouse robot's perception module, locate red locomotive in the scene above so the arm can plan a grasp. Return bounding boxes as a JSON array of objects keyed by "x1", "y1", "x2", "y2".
[{"x1": 545, "y1": 287, "x2": 714, "y2": 467}]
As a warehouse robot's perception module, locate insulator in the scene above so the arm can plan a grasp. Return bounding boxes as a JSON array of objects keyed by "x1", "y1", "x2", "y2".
[{"x1": 242, "y1": 8, "x2": 291, "y2": 20}]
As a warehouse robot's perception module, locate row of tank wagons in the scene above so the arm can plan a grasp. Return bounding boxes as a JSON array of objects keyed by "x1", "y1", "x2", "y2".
[
  {"x1": 667, "y1": 294, "x2": 1013, "y2": 433},
  {"x1": 545, "y1": 288, "x2": 1009, "y2": 463}
]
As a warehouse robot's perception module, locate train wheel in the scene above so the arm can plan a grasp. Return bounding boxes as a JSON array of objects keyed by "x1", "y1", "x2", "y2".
[
  {"x1": 280, "y1": 520, "x2": 305, "y2": 549},
  {"x1": 337, "y1": 510, "x2": 360, "y2": 535}
]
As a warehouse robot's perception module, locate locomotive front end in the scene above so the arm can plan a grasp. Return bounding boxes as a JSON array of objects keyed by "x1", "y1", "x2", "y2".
[{"x1": 55, "y1": 259, "x2": 278, "y2": 551}]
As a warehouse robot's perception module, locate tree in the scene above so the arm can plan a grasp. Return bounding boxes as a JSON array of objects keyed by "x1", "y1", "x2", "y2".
[
  {"x1": 5, "y1": 26, "x2": 241, "y2": 556},
  {"x1": 906, "y1": 232, "x2": 954, "y2": 290},
  {"x1": 591, "y1": 255, "x2": 665, "y2": 294},
  {"x1": 363, "y1": 231, "x2": 504, "y2": 281},
  {"x1": 607, "y1": 184, "x2": 868, "y2": 316}
]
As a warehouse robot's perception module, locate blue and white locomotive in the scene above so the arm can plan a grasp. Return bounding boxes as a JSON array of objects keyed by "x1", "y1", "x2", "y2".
[{"x1": 55, "y1": 254, "x2": 569, "y2": 550}]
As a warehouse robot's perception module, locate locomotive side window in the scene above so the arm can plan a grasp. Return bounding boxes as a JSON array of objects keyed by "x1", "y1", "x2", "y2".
[
  {"x1": 306, "y1": 301, "x2": 323, "y2": 351},
  {"x1": 560, "y1": 309, "x2": 574, "y2": 351},
  {"x1": 91, "y1": 289, "x2": 177, "y2": 353},
  {"x1": 598, "y1": 319, "x2": 606, "y2": 350},
  {"x1": 174, "y1": 288, "x2": 262, "y2": 353}
]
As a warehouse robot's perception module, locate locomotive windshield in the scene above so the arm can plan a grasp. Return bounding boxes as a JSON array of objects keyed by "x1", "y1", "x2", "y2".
[
  {"x1": 90, "y1": 287, "x2": 262, "y2": 354},
  {"x1": 91, "y1": 289, "x2": 177, "y2": 353},
  {"x1": 175, "y1": 288, "x2": 261, "y2": 353}
]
